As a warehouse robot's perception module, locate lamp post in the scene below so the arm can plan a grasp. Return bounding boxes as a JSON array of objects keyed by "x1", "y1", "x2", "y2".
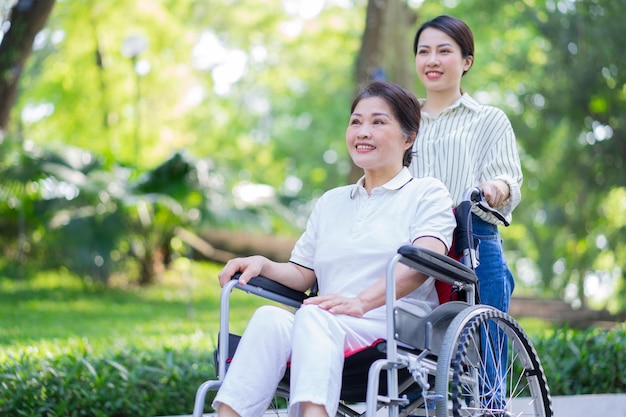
[{"x1": 121, "y1": 34, "x2": 148, "y2": 166}]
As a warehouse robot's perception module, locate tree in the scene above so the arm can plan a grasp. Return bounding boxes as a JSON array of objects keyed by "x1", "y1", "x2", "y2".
[
  {"x1": 522, "y1": 0, "x2": 626, "y2": 310},
  {"x1": 0, "y1": 0, "x2": 56, "y2": 132},
  {"x1": 348, "y1": 0, "x2": 417, "y2": 183}
]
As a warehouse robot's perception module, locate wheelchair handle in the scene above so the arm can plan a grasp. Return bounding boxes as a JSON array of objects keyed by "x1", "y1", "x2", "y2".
[
  {"x1": 454, "y1": 187, "x2": 509, "y2": 269},
  {"x1": 462, "y1": 186, "x2": 510, "y2": 227},
  {"x1": 230, "y1": 273, "x2": 310, "y2": 308}
]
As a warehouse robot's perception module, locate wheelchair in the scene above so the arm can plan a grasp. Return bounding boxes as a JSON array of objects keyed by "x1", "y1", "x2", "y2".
[{"x1": 193, "y1": 188, "x2": 553, "y2": 417}]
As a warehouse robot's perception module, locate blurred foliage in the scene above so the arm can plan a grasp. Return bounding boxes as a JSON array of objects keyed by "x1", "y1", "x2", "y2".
[
  {"x1": 0, "y1": 134, "x2": 298, "y2": 285},
  {"x1": 9, "y1": 0, "x2": 360, "y2": 196},
  {"x1": 0, "y1": 0, "x2": 624, "y2": 311}
]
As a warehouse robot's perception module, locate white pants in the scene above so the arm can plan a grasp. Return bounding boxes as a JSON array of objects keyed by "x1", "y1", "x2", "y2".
[{"x1": 212, "y1": 304, "x2": 387, "y2": 417}]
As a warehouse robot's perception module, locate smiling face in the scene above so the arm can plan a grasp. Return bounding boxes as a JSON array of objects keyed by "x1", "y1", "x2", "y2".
[
  {"x1": 346, "y1": 96, "x2": 413, "y2": 185},
  {"x1": 415, "y1": 27, "x2": 473, "y2": 95}
]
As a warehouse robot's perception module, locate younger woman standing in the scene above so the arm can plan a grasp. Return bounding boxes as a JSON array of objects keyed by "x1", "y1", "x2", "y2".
[
  {"x1": 409, "y1": 14, "x2": 523, "y2": 316},
  {"x1": 409, "y1": 15, "x2": 523, "y2": 409}
]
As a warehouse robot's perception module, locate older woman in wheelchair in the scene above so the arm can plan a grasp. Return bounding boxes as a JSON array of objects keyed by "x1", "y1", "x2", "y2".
[
  {"x1": 211, "y1": 80, "x2": 454, "y2": 417},
  {"x1": 196, "y1": 80, "x2": 552, "y2": 417}
]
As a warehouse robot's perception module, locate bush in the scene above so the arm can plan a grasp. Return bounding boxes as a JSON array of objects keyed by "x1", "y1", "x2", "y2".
[
  {"x1": 0, "y1": 346, "x2": 216, "y2": 417},
  {"x1": 2, "y1": 325, "x2": 625, "y2": 416},
  {"x1": 533, "y1": 325, "x2": 626, "y2": 395}
]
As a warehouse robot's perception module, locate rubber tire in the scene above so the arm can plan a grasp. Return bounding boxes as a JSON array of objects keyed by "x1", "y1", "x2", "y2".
[{"x1": 434, "y1": 305, "x2": 553, "y2": 417}]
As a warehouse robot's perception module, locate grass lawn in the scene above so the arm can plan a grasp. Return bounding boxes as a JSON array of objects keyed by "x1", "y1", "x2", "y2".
[
  {"x1": 1, "y1": 258, "x2": 553, "y2": 362},
  {"x1": 0, "y1": 258, "x2": 271, "y2": 362}
]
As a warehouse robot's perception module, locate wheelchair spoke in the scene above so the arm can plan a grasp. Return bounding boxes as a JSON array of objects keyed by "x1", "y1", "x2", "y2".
[{"x1": 434, "y1": 306, "x2": 552, "y2": 417}]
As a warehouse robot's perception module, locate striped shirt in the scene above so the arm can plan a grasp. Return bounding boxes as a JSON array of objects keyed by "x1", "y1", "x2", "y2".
[{"x1": 409, "y1": 93, "x2": 523, "y2": 225}]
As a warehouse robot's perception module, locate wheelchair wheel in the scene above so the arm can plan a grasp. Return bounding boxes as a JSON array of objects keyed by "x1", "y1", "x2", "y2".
[{"x1": 434, "y1": 306, "x2": 552, "y2": 417}]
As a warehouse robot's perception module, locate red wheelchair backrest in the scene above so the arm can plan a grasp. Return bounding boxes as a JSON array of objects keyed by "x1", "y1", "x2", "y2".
[{"x1": 435, "y1": 239, "x2": 463, "y2": 304}]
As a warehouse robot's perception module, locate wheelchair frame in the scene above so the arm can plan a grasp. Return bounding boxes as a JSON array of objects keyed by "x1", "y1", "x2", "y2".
[{"x1": 193, "y1": 188, "x2": 553, "y2": 417}]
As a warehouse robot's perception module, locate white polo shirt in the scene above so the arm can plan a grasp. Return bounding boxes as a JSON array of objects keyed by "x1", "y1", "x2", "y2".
[{"x1": 289, "y1": 167, "x2": 455, "y2": 319}]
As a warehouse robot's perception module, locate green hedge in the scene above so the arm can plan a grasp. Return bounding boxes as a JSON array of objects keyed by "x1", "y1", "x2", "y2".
[
  {"x1": 533, "y1": 325, "x2": 626, "y2": 396},
  {"x1": 0, "y1": 347, "x2": 216, "y2": 417},
  {"x1": 2, "y1": 326, "x2": 625, "y2": 416}
]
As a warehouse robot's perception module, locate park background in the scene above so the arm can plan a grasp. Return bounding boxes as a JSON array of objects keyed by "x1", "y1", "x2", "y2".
[{"x1": 1, "y1": 0, "x2": 625, "y2": 416}]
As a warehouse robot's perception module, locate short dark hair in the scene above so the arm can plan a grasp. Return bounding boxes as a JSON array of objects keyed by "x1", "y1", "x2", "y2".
[
  {"x1": 350, "y1": 81, "x2": 420, "y2": 167},
  {"x1": 413, "y1": 15, "x2": 474, "y2": 76}
]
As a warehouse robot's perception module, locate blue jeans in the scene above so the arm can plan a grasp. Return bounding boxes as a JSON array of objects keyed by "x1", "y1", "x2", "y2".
[
  {"x1": 472, "y1": 215, "x2": 515, "y2": 311},
  {"x1": 472, "y1": 215, "x2": 515, "y2": 409}
]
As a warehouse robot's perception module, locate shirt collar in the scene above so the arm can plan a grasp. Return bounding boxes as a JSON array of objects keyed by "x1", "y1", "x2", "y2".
[
  {"x1": 419, "y1": 92, "x2": 481, "y2": 115},
  {"x1": 350, "y1": 167, "x2": 413, "y2": 198},
  {"x1": 458, "y1": 92, "x2": 481, "y2": 111}
]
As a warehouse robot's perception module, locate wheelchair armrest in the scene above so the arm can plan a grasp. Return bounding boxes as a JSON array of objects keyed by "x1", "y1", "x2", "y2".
[
  {"x1": 232, "y1": 273, "x2": 310, "y2": 308},
  {"x1": 397, "y1": 245, "x2": 477, "y2": 287}
]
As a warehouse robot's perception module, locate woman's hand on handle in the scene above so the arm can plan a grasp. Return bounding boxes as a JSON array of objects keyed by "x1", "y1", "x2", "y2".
[{"x1": 479, "y1": 180, "x2": 509, "y2": 208}]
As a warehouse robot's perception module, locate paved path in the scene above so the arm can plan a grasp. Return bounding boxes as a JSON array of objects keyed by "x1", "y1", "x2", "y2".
[{"x1": 551, "y1": 393, "x2": 626, "y2": 417}]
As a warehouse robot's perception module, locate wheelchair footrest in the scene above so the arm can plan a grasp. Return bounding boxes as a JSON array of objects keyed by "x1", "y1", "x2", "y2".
[
  {"x1": 376, "y1": 394, "x2": 409, "y2": 407},
  {"x1": 423, "y1": 393, "x2": 444, "y2": 401}
]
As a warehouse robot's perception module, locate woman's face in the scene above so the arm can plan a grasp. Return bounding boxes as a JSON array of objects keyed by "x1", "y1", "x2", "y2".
[
  {"x1": 346, "y1": 96, "x2": 411, "y2": 177},
  {"x1": 414, "y1": 27, "x2": 473, "y2": 94}
]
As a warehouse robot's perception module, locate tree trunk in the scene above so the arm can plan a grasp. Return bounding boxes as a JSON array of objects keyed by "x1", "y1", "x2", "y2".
[
  {"x1": 349, "y1": 0, "x2": 418, "y2": 183},
  {"x1": 175, "y1": 227, "x2": 297, "y2": 264},
  {"x1": 0, "y1": 0, "x2": 57, "y2": 132}
]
